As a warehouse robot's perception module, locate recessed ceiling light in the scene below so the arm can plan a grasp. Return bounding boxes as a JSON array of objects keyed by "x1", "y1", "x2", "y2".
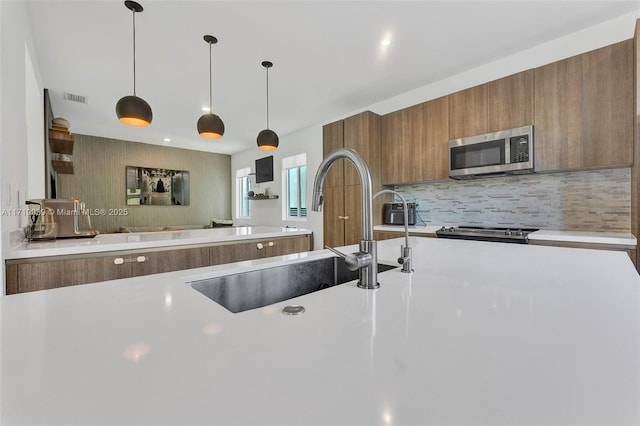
[
  {"x1": 381, "y1": 38, "x2": 391, "y2": 47},
  {"x1": 163, "y1": 138, "x2": 171, "y2": 142}
]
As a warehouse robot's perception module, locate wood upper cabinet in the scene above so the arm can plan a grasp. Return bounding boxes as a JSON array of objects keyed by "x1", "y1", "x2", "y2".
[
  {"x1": 343, "y1": 112, "x2": 381, "y2": 186},
  {"x1": 322, "y1": 120, "x2": 344, "y2": 188},
  {"x1": 449, "y1": 71, "x2": 534, "y2": 140},
  {"x1": 381, "y1": 96, "x2": 449, "y2": 184},
  {"x1": 534, "y1": 39, "x2": 633, "y2": 172},
  {"x1": 449, "y1": 84, "x2": 488, "y2": 139},
  {"x1": 487, "y1": 70, "x2": 534, "y2": 132}
]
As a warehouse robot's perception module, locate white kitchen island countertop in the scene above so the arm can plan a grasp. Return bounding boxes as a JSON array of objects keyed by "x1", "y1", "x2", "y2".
[
  {"x1": 6, "y1": 226, "x2": 312, "y2": 259},
  {"x1": 1, "y1": 237, "x2": 638, "y2": 425}
]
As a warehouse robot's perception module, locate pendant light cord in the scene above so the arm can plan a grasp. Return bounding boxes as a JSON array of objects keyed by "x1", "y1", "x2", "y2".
[
  {"x1": 132, "y1": 8, "x2": 137, "y2": 96},
  {"x1": 209, "y1": 41, "x2": 213, "y2": 112},
  {"x1": 265, "y1": 66, "x2": 270, "y2": 129}
]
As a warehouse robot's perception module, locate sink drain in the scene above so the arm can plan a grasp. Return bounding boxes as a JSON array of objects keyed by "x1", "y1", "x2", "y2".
[{"x1": 282, "y1": 305, "x2": 305, "y2": 316}]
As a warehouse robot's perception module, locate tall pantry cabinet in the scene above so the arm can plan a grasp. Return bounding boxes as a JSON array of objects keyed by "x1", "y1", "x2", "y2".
[{"x1": 321, "y1": 111, "x2": 383, "y2": 248}]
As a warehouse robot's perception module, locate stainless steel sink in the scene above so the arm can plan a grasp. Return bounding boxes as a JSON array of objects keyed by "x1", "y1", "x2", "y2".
[{"x1": 188, "y1": 257, "x2": 397, "y2": 313}]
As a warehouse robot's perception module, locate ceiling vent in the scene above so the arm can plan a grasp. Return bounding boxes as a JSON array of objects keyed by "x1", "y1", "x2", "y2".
[{"x1": 63, "y1": 92, "x2": 87, "y2": 104}]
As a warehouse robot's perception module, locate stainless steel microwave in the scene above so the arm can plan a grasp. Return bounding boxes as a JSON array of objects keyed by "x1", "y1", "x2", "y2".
[{"x1": 448, "y1": 125, "x2": 534, "y2": 179}]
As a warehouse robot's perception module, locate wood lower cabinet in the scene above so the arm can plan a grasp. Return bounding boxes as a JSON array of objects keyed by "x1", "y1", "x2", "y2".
[
  {"x1": 132, "y1": 247, "x2": 209, "y2": 276},
  {"x1": 6, "y1": 234, "x2": 312, "y2": 295},
  {"x1": 534, "y1": 39, "x2": 633, "y2": 172},
  {"x1": 8, "y1": 254, "x2": 132, "y2": 294},
  {"x1": 209, "y1": 235, "x2": 312, "y2": 264}
]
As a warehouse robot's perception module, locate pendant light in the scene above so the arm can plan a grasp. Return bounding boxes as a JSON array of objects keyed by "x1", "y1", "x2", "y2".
[
  {"x1": 116, "y1": 1, "x2": 153, "y2": 127},
  {"x1": 257, "y1": 60, "x2": 279, "y2": 150},
  {"x1": 197, "y1": 35, "x2": 225, "y2": 139}
]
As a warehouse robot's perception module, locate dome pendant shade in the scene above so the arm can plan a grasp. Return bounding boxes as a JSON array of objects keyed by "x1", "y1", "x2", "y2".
[
  {"x1": 198, "y1": 35, "x2": 224, "y2": 139},
  {"x1": 257, "y1": 128, "x2": 279, "y2": 150},
  {"x1": 257, "y1": 60, "x2": 278, "y2": 150},
  {"x1": 116, "y1": 95, "x2": 152, "y2": 127},
  {"x1": 117, "y1": 0, "x2": 152, "y2": 126},
  {"x1": 197, "y1": 113, "x2": 225, "y2": 139}
]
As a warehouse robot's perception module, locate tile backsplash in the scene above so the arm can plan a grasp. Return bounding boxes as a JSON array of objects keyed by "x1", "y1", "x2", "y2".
[{"x1": 393, "y1": 168, "x2": 631, "y2": 231}]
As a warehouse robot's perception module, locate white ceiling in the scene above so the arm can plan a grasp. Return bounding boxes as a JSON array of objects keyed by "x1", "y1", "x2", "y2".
[{"x1": 25, "y1": 0, "x2": 640, "y2": 156}]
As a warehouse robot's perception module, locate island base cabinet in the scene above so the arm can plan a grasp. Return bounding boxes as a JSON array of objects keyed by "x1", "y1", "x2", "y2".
[{"x1": 5, "y1": 234, "x2": 312, "y2": 295}]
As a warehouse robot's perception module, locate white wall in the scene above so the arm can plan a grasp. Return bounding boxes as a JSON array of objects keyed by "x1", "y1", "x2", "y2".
[
  {"x1": 231, "y1": 126, "x2": 323, "y2": 250},
  {"x1": 0, "y1": 0, "x2": 43, "y2": 295},
  {"x1": 230, "y1": 10, "x2": 640, "y2": 251}
]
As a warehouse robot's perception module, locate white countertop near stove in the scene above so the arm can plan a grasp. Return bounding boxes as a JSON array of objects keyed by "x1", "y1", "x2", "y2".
[
  {"x1": 528, "y1": 229, "x2": 637, "y2": 247},
  {"x1": 6, "y1": 226, "x2": 312, "y2": 259},
  {"x1": 1, "y1": 237, "x2": 638, "y2": 425},
  {"x1": 374, "y1": 225, "x2": 637, "y2": 247}
]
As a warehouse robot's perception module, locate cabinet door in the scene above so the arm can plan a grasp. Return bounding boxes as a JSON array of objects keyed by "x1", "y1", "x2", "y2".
[
  {"x1": 423, "y1": 96, "x2": 450, "y2": 181},
  {"x1": 381, "y1": 104, "x2": 425, "y2": 184},
  {"x1": 449, "y1": 84, "x2": 488, "y2": 139},
  {"x1": 322, "y1": 120, "x2": 344, "y2": 188},
  {"x1": 487, "y1": 70, "x2": 534, "y2": 132},
  {"x1": 210, "y1": 241, "x2": 263, "y2": 265},
  {"x1": 323, "y1": 186, "x2": 345, "y2": 248},
  {"x1": 534, "y1": 40, "x2": 633, "y2": 171},
  {"x1": 344, "y1": 184, "x2": 363, "y2": 246},
  {"x1": 265, "y1": 235, "x2": 311, "y2": 257},
  {"x1": 15, "y1": 255, "x2": 131, "y2": 294},
  {"x1": 343, "y1": 111, "x2": 381, "y2": 186},
  {"x1": 132, "y1": 247, "x2": 209, "y2": 276},
  {"x1": 381, "y1": 96, "x2": 449, "y2": 184}
]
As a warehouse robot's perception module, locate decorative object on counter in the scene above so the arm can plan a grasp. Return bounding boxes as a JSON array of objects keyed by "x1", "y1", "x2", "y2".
[
  {"x1": 245, "y1": 193, "x2": 279, "y2": 200},
  {"x1": 197, "y1": 35, "x2": 225, "y2": 139},
  {"x1": 126, "y1": 165, "x2": 190, "y2": 206},
  {"x1": 211, "y1": 218, "x2": 233, "y2": 227},
  {"x1": 26, "y1": 199, "x2": 96, "y2": 241},
  {"x1": 256, "y1": 60, "x2": 279, "y2": 150},
  {"x1": 116, "y1": 0, "x2": 153, "y2": 127}
]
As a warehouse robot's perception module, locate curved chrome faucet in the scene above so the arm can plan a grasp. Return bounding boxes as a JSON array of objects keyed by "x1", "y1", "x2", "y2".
[
  {"x1": 312, "y1": 148, "x2": 378, "y2": 289},
  {"x1": 374, "y1": 189, "x2": 413, "y2": 274}
]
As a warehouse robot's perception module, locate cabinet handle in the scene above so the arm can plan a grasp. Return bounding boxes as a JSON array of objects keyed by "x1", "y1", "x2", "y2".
[
  {"x1": 338, "y1": 215, "x2": 350, "y2": 220},
  {"x1": 136, "y1": 256, "x2": 146, "y2": 263},
  {"x1": 113, "y1": 258, "x2": 124, "y2": 265},
  {"x1": 257, "y1": 243, "x2": 264, "y2": 250},
  {"x1": 268, "y1": 241, "x2": 274, "y2": 247}
]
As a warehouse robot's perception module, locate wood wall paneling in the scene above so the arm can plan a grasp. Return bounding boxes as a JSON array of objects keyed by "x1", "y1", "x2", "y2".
[{"x1": 57, "y1": 135, "x2": 231, "y2": 233}]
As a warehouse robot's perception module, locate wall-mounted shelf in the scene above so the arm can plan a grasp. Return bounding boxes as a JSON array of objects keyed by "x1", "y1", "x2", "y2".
[
  {"x1": 48, "y1": 129, "x2": 74, "y2": 155},
  {"x1": 245, "y1": 195, "x2": 279, "y2": 200}
]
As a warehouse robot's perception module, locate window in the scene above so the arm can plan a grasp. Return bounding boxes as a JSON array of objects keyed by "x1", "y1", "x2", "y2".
[
  {"x1": 282, "y1": 154, "x2": 307, "y2": 220},
  {"x1": 235, "y1": 168, "x2": 252, "y2": 219}
]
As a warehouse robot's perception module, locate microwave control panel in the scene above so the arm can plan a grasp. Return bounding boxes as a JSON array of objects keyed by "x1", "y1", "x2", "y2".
[{"x1": 510, "y1": 135, "x2": 530, "y2": 163}]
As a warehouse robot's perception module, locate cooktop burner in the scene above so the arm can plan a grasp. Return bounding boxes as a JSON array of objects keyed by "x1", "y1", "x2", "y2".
[{"x1": 435, "y1": 226, "x2": 539, "y2": 244}]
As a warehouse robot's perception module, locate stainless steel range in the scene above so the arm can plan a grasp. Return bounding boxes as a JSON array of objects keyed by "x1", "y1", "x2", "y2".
[{"x1": 436, "y1": 226, "x2": 539, "y2": 244}]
